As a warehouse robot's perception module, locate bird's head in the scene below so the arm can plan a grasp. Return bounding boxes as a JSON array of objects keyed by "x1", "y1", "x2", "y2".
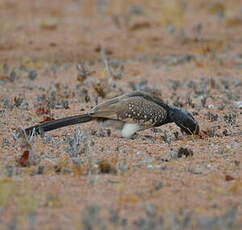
[{"x1": 169, "y1": 107, "x2": 199, "y2": 135}]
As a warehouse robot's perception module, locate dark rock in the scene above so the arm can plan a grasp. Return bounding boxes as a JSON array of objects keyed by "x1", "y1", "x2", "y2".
[
  {"x1": 98, "y1": 159, "x2": 117, "y2": 174},
  {"x1": 177, "y1": 147, "x2": 194, "y2": 158}
]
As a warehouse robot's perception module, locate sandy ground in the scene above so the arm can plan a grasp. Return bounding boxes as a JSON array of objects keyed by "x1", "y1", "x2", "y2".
[{"x1": 0, "y1": 0, "x2": 242, "y2": 229}]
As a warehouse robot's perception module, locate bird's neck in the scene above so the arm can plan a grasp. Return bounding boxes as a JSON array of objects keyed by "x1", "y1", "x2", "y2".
[{"x1": 166, "y1": 106, "x2": 179, "y2": 123}]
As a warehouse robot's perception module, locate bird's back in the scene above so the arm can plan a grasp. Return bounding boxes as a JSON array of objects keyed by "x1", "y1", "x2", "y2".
[{"x1": 89, "y1": 91, "x2": 169, "y2": 128}]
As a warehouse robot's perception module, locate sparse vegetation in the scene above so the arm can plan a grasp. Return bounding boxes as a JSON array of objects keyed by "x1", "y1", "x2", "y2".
[{"x1": 0, "y1": 0, "x2": 241, "y2": 229}]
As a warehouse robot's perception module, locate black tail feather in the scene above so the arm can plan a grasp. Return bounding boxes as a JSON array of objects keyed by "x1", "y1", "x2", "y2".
[{"x1": 24, "y1": 114, "x2": 92, "y2": 136}]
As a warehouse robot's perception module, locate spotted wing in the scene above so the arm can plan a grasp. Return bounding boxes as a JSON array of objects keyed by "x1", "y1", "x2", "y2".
[
  {"x1": 117, "y1": 96, "x2": 168, "y2": 127},
  {"x1": 89, "y1": 93, "x2": 168, "y2": 127}
]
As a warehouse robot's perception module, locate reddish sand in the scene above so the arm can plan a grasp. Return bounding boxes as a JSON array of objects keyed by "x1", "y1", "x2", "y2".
[{"x1": 0, "y1": 1, "x2": 241, "y2": 229}]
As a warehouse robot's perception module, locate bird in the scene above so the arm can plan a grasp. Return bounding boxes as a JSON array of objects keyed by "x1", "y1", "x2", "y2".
[{"x1": 23, "y1": 91, "x2": 199, "y2": 138}]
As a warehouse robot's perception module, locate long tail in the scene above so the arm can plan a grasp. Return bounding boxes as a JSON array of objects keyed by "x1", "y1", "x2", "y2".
[{"x1": 24, "y1": 114, "x2": 92, "y2": 136}]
